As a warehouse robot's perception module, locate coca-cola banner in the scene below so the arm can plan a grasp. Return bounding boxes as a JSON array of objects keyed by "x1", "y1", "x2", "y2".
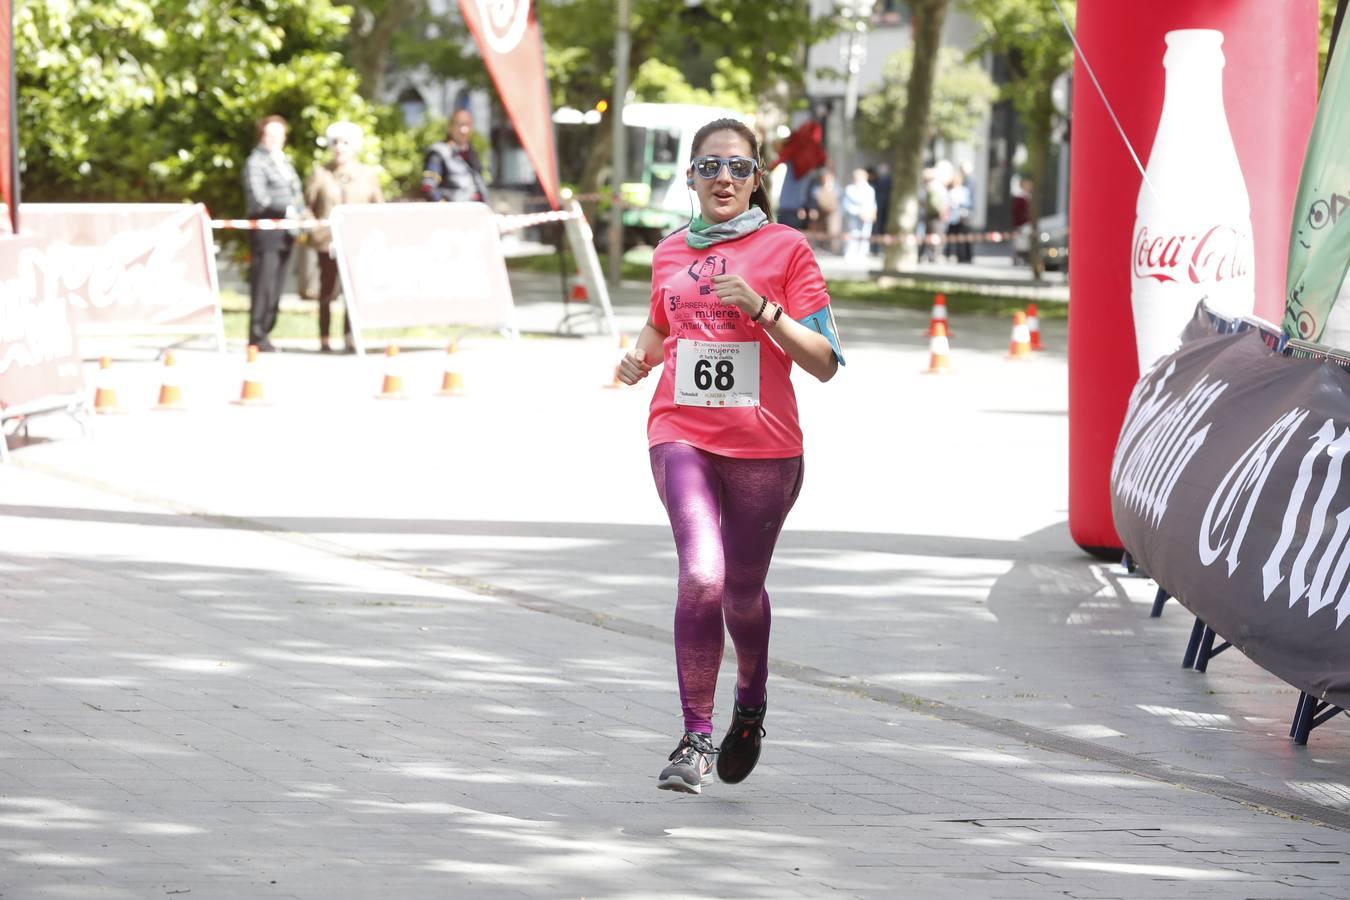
[
  {"x1": 1114, "y1": 307, "x2": 1350, "y2": 708},
  {"x1": 458, "y1": 0, "x2": 560, "y2": 210},
  {"x1": 329, "y1": 203, "x2": 516, "y2": 345},
  {"x1": 1068, "y1": 2, "x2": 1318, "y2": 554},
  {"x1": 0, "y1": 236, "x2": 84, "y2": 415},
  {"x1": 20, "y1": 204, "x2": 223, "y2": 338}
]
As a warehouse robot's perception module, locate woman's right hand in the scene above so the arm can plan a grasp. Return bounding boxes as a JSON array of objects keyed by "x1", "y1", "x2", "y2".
[{"x1": 617, "y1": 348, "x2": 653, "y2": 385}]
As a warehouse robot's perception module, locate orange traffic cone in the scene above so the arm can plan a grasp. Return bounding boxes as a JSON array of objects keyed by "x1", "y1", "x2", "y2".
[
  {"x1": 607, "y1": 334, "x2": 630, "y2": 388},
  {"x1": 1009, "y1": 311, "x2": 1032, "y2": 359},
  {"x1": 929, "y1": 293, "x2": 949, "y2": 336},
  {"x1": 436, "y1": 340, "x2": 464, "y2": 397},
  {"x1": 377, "y1": 345, "x2": 407, "y2": 399},
  {"x1": 93, "y1": 357, "x2": 121, "y2": 414},
  {"x1": 1027, "y1": 303, "x2": 1044, "y2": 351},
  {"x1": 923, "y1": 321, "x2": 951, "y2": 374},
  {"x1": 154, "y1": 351, "x2": 186, "y2": 411},
  {"x1": 233, "y1": 345, "x2": 266, "y2": 405},
  {"x1": 569, "y1": 270, "x2": 589, "y2": 303}
]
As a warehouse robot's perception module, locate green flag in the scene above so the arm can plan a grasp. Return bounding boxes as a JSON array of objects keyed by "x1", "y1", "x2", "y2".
[{"x1": 1285, "y1": 4, "x2": 1350, "y2": 341}]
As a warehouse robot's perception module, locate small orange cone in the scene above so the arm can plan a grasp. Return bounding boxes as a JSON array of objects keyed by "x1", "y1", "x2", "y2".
[
  {"x1": 377, "y1": 345, "x2": 407, "y2": 399},
  {"x1": 154, "y1": 351, "x2": 186, "y2": 411},
  {"x1": 233, "y1": 345, "x2": 267, "y2": 405},
  {"x1": 928, "y1": 294, "x2": 950, "y2": 340},
  {"x1": 923, "y1": 321, "x2": 951, "y2": 374},
  {"x1": 1027, "y1": 303, "x2": 1044, "y2": 351},
  {"x1": 436, "y1": 340, "x2": 464, "y2": 397},
  {"x1": 569, "y1": 270, "x2": 589, "y2": 303},
  {"x1": 606, "y1": 334, "x2": 630, "y2": 388},
  {"x1": 1009, "y1": 311, "x2": 1032, "y2": 359},
  {"x1": 93, "y1": 357, "x2": 121, "y2": 414}
]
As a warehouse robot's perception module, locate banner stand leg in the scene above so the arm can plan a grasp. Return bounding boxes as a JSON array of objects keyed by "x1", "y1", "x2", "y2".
[
  {"x1": 1181, "y1": 616, "x2": 1205, "y2": 669},
  {"x1": 1192, "y1": 625, "x2": 1231, "y2": 673},
  {"x1": 561, "y1": 201, "x2": 617, "y2": 337},
  {"x1": 1291, "y1": 692, "x2": 1345, "y2": 746},
  {"x1": 1150, "y1": 588, "x2": 1170, "y2": 618}
]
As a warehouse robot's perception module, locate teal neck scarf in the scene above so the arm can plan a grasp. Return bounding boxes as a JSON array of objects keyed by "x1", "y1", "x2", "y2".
[{"x1": 685, "y1": 207, "x2": 768, "y2": 249}]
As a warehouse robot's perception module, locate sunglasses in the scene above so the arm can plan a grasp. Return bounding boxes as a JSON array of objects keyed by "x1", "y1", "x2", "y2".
[{"x1": 691, "y1": 155, "x2": 759, "y2": 181}]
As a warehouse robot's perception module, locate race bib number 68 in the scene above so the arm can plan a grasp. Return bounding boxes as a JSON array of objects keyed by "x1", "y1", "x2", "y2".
[{"x1": 675, "y1": 339, "x2": 760, "y2": 407}]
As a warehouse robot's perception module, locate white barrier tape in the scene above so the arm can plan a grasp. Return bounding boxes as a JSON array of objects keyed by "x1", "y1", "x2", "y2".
[
  {"x1": 210, "y1": 218, "x2": 321, "y2": 231},
  {"x1": 494, "y1": 208, "x2": 584, "y2": 234},
  {"x1": 210, "y1": 207, "x2": 584, "y2": 234}
]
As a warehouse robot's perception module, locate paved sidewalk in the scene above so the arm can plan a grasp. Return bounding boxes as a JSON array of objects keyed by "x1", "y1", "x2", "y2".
[
  {"x1": 3, "y1": 466, "x2": 1349, "y2": 899},
  {"x1": 3, "y1": 292, "x2": 1350, "y2": 896}
]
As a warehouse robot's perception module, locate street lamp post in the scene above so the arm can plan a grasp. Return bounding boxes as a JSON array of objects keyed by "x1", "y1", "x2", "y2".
[{"x1": 838, "y1": 0, "x2": 876, "y2": 180}]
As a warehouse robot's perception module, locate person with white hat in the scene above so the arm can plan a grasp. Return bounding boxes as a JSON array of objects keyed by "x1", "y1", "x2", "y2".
[{"x1": 304, "y1": 121, "x2": 384, "y2": 352}]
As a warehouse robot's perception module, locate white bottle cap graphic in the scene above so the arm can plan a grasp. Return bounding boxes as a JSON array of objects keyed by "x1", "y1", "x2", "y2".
[{"x1": 1130, "y1": 29, "x2": 1254, "y2": 372}]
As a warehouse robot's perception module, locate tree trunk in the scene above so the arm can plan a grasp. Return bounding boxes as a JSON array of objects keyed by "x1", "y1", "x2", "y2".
[
  {"x1": 349, "y1": 0, "x2": 422, "y2": 101},
  {"x1": 883, "y1": 0, "x2": 949, "y2": 271},
  {"x1": 1023, "y1": 94, "x2": 1054, "y2": 281},
  {"x1": 579, "y1": 125, "x2": 614, "y2": 227}
]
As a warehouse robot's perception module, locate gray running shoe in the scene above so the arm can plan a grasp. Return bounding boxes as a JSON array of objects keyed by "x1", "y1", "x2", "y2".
[{"x1": 658, "y1": 731, "x2": 716, "y2": 794}]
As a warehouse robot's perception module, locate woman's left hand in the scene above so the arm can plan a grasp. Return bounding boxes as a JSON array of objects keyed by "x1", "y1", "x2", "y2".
[{"x1": 710, "y1": 274, "x2": 763, "y2": 318}]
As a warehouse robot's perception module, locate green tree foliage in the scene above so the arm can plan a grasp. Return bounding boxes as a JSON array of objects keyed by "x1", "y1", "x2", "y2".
[
  {"x1": 962, "y1": 0, "x2": 1074, "y2": 277},
  {"x1": 630, "y1": 58, "x2": 754, "y2": 111},
  {"x1": 539, "y1": 0, "x2": 826, "y2": 112},
  {"x1": 14, "y1": 0, "x2": 410, "y2": 215},
  {"x1": 857, "y1": 46, "x2": 996, "y2": 154},
  {"x1": 538, "y1": 0, "x2": 832, "y2": 192}
]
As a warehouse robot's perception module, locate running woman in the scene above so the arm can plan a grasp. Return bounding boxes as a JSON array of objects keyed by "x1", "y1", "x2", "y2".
[{"x1": 617, "y1": 118, "x2": 845, "y2": 794}]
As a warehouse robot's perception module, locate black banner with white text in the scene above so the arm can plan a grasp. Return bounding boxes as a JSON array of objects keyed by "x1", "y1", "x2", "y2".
[{"x1": 1114, "y1": 306, "x2": 1350, "y2": 706}]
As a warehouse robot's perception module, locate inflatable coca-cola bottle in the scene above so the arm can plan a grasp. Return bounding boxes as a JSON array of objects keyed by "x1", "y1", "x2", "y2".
[{"x1": 1130, "y1": 29, "x2": 1254, "y2": 370}]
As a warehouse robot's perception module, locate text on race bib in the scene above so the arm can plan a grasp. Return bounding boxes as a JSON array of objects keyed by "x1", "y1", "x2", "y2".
[{"x1": 674, "y1": 339, "x2": 760, "y2": 408}]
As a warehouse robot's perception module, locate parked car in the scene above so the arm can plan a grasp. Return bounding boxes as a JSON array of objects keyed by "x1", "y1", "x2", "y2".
[{"x1": 1012, "y1": 212, "x2": 1068, "y2": 272}]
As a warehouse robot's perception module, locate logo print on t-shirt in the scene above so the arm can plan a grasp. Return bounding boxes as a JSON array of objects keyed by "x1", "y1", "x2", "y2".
[{"x1": 687, "y1": 254, "x2": 727, "y2": 282}]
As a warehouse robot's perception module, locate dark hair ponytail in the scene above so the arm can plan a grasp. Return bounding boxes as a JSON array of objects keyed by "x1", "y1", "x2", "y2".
[{"x1": 690, "y1": 117, "x2": 773, "y2": 220}]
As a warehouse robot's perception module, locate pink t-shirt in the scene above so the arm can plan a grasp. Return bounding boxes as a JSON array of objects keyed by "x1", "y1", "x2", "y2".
[{"x1": 647, "y1": 223, "x2": 830, "y2": 458}]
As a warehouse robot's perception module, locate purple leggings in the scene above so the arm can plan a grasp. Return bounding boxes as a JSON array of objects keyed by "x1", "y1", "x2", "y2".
[{"x1": 650, "y1": 442, "x2": 804, "y2": 735}]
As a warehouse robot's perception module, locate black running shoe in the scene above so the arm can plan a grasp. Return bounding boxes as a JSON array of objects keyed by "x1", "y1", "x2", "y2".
[
  {"x1": 716, "y1": 699, "x2": 766, "y2": 784},
  {"x1": 658, "y1": 731, "x2": 716, "y2": 794}
]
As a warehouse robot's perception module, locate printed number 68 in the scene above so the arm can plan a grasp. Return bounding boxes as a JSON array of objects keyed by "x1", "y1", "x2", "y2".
[{"x1": 694, "y1": 358, "x2": 735, "y2": 391}]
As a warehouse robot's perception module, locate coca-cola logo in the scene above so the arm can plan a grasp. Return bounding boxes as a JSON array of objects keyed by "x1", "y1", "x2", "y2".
[{"x1": 1132, "y1": 224, "x2": 1252, "y2": 286}]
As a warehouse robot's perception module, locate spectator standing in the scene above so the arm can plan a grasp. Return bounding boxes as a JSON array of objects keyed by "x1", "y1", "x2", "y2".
[
  {"x1": 870, "y1": 164, "x2": 892, "y2": 255},
  {"x1": 1010, "y1": 176, "x2": 1034, "y2": 266},
  {"x1": 243, "y1": 114, "x2": 305, "y2": 352},
  {"x1": 810, "y1": 169, "x2": 841, "y2": 253},
  {"x1": 768, "y1": 119, "x2": 826, "y2": 230},
  {"x1": 841, "y1": 168, "x2": 877, "y2": 260},
  {"x1": 918, "y1": 162, "x2": 951, "y2": 263},
  {"x1": 304, "y1": 121, "x2": 384, "y2": 353},
  {"x1": 421, "y1": 109, "x2": 489, "y2": 203},
  {"x1": 945, "y1": 166, "x2": 974, "y2": 264},
  {"x1": 776, "y1": 164, "x2": 814, "y2": 230},
  {"x1": 1011, "y1": 176, "x2": 1033, "y2": 229}
]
